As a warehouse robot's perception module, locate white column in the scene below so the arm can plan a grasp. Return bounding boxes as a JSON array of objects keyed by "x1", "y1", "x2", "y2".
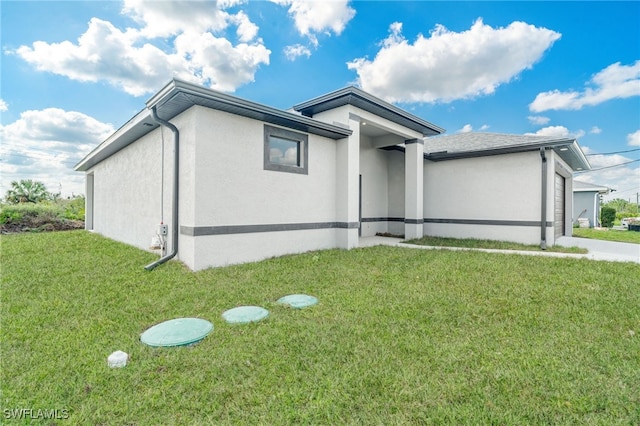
[
  {"x1": 405, "y1": 139, "x2": 424, "y2": 239},
  {"x1": 335, "y1": 115, "x2": 360, "y2": 248}
]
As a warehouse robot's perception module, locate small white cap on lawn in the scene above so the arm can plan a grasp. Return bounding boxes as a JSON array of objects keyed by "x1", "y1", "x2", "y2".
[{"x1": 108, "y1": 350, "x2": 128, "y2": 368}]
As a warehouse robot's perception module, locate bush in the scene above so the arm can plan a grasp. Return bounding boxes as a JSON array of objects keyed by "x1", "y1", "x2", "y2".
[
  {"x1": 0, "y1": 202, "x2": 84, "y2": 233},
  {"x1": 601, "y1": 206, "x2": 616, "y2": 228}
]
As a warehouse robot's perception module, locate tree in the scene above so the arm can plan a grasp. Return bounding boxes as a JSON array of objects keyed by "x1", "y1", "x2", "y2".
[
  {"x1": 604, "y1": 198, "x2": 629, "y2": 212},
  {"x1": 4, "y1": 179, "x2": 51, "y2": 204}
]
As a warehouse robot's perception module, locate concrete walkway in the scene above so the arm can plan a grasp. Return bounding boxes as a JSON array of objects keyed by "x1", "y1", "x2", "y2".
[{"x1": 359, "y1": 235, "x2": 640, "y2": 264}]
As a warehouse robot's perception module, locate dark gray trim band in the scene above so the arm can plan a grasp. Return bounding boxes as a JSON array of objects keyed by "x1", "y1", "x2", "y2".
[
  {"x1": 361, "y1": 217, "x2": 405, "y2": 223},
  {"x1": 405, "y1": 139, "x2": 424, "y2": 145},
  {"x1": 181, "y1": 221, "x2": 359, "y2": 236},
  {"x1": 424, "y1": 218, "x2": 553, "y2": 227},
  {"x1": 405, "y1": 218, "x2": 424, "y2": 224}
]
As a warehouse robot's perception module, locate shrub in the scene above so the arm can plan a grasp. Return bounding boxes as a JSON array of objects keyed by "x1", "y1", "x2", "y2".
[
  {"x1": 0, "y1": 202, "x2": 84, "y2": 232},
  {"x1": 601, "y1": 206, "x2": 616, "y2": 228}
]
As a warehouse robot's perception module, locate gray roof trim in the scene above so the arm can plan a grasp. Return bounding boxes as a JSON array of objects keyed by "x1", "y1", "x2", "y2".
[
  {"x1": 293, "y1": 86, "x2": 445, "y2": 136},
  {"x1": 148, "y1": 79, "x2": 353, "y2": 139},
  {"x1": 573, "y1": 180, "x2": 610, "y2": 193},
  {"x1": 423, "y1": 133, "x2": 590, "y2": 171},
  {"x1": 74, "y1": 109, "x2": 158, "y2": 172},
  {"x1": 75, "y1": 79, "x2": 352, "y2": 171}
]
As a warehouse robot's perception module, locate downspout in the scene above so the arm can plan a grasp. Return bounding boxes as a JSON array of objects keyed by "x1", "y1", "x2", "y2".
[
  {"x1": 145, "y1": 106, "x2": 179, "y2": 270},
  {"x1": 539, "y1": 147, "x2": 547, "y2": 250}
]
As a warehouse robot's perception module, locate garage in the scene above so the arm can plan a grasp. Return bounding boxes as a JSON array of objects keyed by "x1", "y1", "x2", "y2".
[{"x1": 554, "y1": 173, "x2": 565, "y2": 238}]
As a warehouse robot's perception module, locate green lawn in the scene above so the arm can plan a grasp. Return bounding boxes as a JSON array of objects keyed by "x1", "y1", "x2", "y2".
[
  {"x1": 403, "y1": 236, "x2": 588, "y2": 253},
  {"x1": 2, "y1": 231, "x2": 639, "y2": 424},
  {"x1": 573, "y1": 227, "x2": 640, "y2": 244}
]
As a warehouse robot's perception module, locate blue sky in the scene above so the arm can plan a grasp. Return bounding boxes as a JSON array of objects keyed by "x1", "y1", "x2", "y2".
[{"x1": 1, "y1": 1, "x2": 639, "y2": 202}]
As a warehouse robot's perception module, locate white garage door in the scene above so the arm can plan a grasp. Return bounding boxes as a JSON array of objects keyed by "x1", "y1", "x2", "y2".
[{"x1": 554, "y1": 174, "x2": 565, "y2": 239}]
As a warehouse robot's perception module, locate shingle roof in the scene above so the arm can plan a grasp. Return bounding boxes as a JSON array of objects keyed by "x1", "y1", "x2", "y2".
[{"x1": 423, "y1": 132, "x2": 590, "y2": 171}]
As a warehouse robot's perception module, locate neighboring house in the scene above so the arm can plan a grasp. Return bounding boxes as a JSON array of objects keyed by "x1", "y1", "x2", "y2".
[
  {"x1": 75, "y1": 79, "x2": 590, "y2": 270},
  {"x1": 572, "y1": 181, "x2": 610, "y2": 227}
]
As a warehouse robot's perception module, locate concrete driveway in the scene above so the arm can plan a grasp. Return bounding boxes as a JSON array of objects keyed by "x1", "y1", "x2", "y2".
[{"x1": 555, "y1": 236, "x2": 640, "y2": 264}]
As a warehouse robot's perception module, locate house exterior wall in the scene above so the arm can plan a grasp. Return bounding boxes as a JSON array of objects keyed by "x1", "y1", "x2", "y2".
[
  {"x1": 573, "y1": 191, "x2": 598, "y2": 227},
  {"x1": 423, "y1": 150, "x2": 565, "y2": 246},
  {"x1": 387, "y1": 151, "x2": 406, "y2": 235},
  {"x1": 359, "y1": 134, "x2": 389, "y2": 237},
  {"x1": 182, "y1": 106, "x2": 342, "y2": 270},
  {"x1": 86, "y1": 113, "x2": 194, "y2": 256}
]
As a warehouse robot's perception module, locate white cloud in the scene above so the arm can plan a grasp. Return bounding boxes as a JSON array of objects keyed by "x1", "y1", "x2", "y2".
[
  {"x1": 273, "y1": 0, "x2": 356, "y2": 46},
  {"x1": 347, "y1": 19, "x2": 560, "y2": 103},
  {"x1": 479, "y1": 124, "x2": 490, "y2": 131},
  {"x1": 529, "y1": 61, "x2": 640, "y2": 112},
  {"x1": 284, "y1": 44, "x2": 312, "y2": 61},
  {"x1": 231, "y1": 11, "x2": 260, "y2": 43},
  {"x1": 525, "y1": 125, "x2": 585, "y2": 139},
  {"x1": 628, "y1": 130, "x2": 640, "y2": 146},
  {"x1": 0, "y1": 99, "x2": 7, "y2": 112},
  {"x1": 11, "y1": 1, "x2": 270, "y2": 96},
  {"x1": 589, "y1": 126, "x2": 602, "y2": 135},
  {"x1": 528, "y1": 115, "x2": 550, "y2": 126},
  {"x1": 122, "y1": 0, "x2": 230, "y2": 39},
  {"x1": 0, "y1": 108, "x2": 114, "y2": 197},
  {"x1": 458, "y1": 124, "x2": 473, "y2": 133}
]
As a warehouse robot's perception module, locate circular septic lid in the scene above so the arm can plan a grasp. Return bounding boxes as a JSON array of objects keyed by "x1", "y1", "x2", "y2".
[
  {"x1": 140, "y1": 317, "x2": 213, "y2": 347},
  {"x1": 222, "y1": 306, "x2": 269, "y2": 324},
  {"x1": 277, "y1": 294, "x2": 318, "y2": 309}
]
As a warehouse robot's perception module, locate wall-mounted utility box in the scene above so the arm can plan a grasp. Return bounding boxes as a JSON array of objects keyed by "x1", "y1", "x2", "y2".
[{"x1": 159, "y1": 224, "x2": 168, "y2": 236}]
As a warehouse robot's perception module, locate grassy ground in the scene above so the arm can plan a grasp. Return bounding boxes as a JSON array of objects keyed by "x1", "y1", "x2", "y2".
[
  {"x1": 573, "y1": 227, "x2": 640, "y2": 244},
  {"x1": 404, "y1": 235, "x2": 588, "y2": 253},
  {"x1": 2, "y1": 231, "x2": 639, "y2": 424}
]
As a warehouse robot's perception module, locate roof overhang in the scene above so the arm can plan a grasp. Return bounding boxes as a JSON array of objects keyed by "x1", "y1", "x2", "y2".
[
  {"x1": 293, "y1": 86, "x2": 444, "y2": 137},
  {"x1": 573, "y1": 181, "x2": 611, "y2": 194},
  {"x1": 424, "y1": 135, "x2": 591, "y2": 172},
  {"x1": 75, "y1": 79, "x2": 352, "y2": 172}
]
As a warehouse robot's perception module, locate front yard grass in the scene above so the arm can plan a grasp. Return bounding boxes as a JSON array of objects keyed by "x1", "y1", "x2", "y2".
[
  {"x1": 2, "y1": 231, "x2": 639, "y2": 424},
  {"x1": 404, "y1": 235, "x2": 588, "y2": 253},
  {"x1": 573, "y1": 227, "x2": 640, "y2": 244}
]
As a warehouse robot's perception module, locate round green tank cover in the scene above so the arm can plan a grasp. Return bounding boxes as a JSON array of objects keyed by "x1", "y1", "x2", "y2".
[
  {"x1": 277, "y1": 294, "x2": 318, "y2": 309},
  {"x1": 222, "y1": 306, "x2": 269, "y2": 324},
  {"x1": 140, "y1": 318, "x2": 213, "y2": 347}
]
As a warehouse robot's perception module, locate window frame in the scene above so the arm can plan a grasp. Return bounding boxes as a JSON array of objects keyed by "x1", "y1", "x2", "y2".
[{"x1": 263, "y1": 124, "x2": 308, "y2": 175}]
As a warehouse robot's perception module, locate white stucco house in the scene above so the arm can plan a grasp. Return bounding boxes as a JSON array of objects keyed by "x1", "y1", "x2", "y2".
[
  {"x1": 572, "y1": 181, "x2": 610, "y2": 228},
  {"x1": 75, "y1": 79, "x2": 590, "y2": 270}
]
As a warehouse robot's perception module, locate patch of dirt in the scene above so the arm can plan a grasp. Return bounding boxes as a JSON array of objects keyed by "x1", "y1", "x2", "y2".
[{"x1": 0, "y1": 218, "x2": 85, "y2": 234}]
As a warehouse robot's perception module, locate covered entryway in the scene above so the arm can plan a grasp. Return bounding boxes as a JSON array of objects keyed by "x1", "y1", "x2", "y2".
[{"x1": 554, "y1": 173, "x2": 565, "y2": 238}]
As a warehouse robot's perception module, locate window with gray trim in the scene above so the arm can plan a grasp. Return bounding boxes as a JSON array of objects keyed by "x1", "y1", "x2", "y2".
[{"x1": 264, "y1": 125, "x2": 308, "y2": 175}]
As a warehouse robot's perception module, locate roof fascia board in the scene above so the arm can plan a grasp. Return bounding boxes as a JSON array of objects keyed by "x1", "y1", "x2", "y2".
[
  {"x1": 424, "y1": 139, "x2": 570, "y2": 160},
  {"x1": 148, "y1": 79, "x2": 352, "y2": 139},
  {"x1": 74, "y1": 109, "x2": 156, "y2": 171},
  {"x1": 424, "y1": 138, "x2": 590, "y2": 171},
  {"x1": 293, "y1": 86, "x2": 445, "y2": 136}
]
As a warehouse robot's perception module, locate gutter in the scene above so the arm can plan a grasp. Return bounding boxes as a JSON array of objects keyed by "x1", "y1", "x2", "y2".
[
  {"x1": 540, "y1": 147, "x2": 547, "y2": 250},
  {"x1": 145, "y1": 106, "x2": 179, "y2": 271}
]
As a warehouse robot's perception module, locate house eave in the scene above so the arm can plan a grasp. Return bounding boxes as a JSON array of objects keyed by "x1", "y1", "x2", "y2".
[
  {"x1": 148, "y1": 79, "x2": 353, "y2": 139},
  {"x1": 293, "y1": 86, "x2": 445, "y2": 137},
  {"x1": 424, "y1": 138, "x2": 591, "y2": 171},
  {"x1": 74, "y1": 109, "x2": 158, "y2": 172}
]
